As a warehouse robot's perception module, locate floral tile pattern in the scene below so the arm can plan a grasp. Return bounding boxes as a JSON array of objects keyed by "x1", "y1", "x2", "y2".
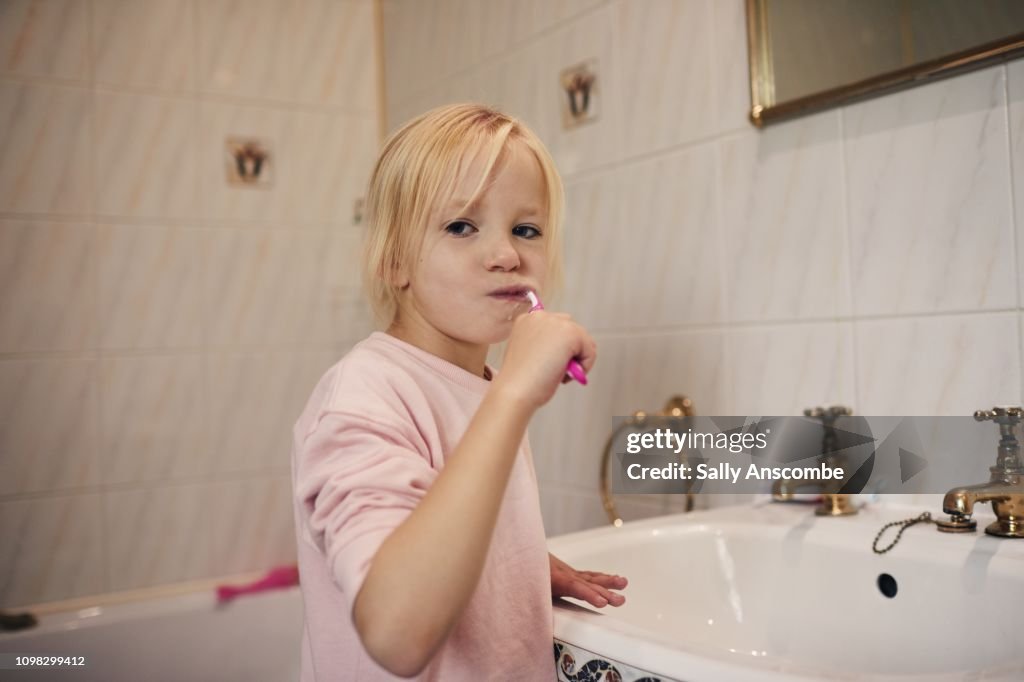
[{"x1": 554, "y1": 639, "x2": 680, "y2": 682}]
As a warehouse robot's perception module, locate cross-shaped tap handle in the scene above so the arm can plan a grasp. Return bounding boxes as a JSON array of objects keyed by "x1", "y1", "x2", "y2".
[
  {"x1": 973, "y1": 406, "x2": 1024, "y2": 423},
  {"x1": 803, "y1": 405, "x2": 853, "y2": 424}
]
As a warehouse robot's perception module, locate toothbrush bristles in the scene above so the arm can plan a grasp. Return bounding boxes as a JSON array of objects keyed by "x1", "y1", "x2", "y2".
[{"x1": 526, "y1": 291, "x2": 539, "y2": 307}]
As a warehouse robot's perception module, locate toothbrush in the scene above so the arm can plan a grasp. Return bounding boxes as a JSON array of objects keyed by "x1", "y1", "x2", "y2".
[{"x1": 525, "y1": 291, "x2": 588, "y2": 385}]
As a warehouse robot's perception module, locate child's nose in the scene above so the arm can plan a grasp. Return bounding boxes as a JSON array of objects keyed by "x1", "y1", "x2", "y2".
[{"x1": 485, "y1": 235, "x2": 521, "y2": 271}]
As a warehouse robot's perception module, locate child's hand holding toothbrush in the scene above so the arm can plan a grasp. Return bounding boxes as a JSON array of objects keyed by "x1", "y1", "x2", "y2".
[{"x1": 493, "y1": 297, "x2": 596, "y2": 409}]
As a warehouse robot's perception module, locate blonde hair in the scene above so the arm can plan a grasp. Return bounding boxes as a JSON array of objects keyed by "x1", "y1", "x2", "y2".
[{"x1": 361, "y1": 103, "x2": 565, "y2": 327}]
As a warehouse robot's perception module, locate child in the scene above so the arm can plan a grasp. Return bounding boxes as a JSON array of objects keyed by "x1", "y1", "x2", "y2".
[{"x1": 290, "y1": 103, "x2": 628, "y2": 681}]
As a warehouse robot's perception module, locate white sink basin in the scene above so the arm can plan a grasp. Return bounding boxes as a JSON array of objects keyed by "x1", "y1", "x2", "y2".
[{"x1": 547, "y1": 502, "x2": 1024, "y2": 681}]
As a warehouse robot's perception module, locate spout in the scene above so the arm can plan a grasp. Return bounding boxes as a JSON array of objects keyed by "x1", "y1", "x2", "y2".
[
  {"x1": 771, "y1": 477, "x2": 820, "y2": 500},
  {"x1": 942, "y1": 480, "x2": 1018, "y2": 516}
]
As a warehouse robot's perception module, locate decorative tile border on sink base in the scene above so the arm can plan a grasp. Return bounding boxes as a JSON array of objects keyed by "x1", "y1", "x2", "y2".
[{"x1": 554, "y1": 639, "x2": 681, "y2": 682}]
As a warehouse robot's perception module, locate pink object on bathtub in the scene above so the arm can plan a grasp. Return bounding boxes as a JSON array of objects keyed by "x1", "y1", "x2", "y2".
[{"x1": 215, "y1": 564, "x2": 299, "y2": 604}]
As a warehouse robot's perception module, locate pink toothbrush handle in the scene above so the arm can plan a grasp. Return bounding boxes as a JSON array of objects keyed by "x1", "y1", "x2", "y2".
[
  {"x1": 565, "y1": 359, "x2": 588, "y2": 385},
  {"x1": 527, "y1": 294, "x2": 587, "y2": 385}
]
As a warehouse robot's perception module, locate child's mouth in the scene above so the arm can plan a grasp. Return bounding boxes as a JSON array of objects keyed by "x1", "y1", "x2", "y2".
[{"x1": 488, "y1": 287, "x2": 530, "y2": 302}]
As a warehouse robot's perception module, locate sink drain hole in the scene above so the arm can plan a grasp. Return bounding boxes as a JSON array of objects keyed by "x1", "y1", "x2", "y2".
[{"x1": 877, "y1": 573, "x2": 897, "y2": 598}]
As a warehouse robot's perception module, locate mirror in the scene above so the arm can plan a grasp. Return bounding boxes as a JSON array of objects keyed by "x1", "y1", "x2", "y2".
[{"x1": 747, "y1": 0, "x2": 1024, "y2": 127}]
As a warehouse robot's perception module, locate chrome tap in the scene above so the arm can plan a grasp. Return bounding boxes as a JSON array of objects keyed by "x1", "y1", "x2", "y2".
[
  {"x1": 772, "y1": 405, "x2": 858, "y2": 516},
  {"x1": 938, "y1": 407, "x2": 1024, "y2": 538}
]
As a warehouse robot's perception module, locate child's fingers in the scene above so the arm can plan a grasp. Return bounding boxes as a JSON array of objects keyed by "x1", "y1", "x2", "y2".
[
  {"x1": 577, "y1": 337, "x2": 596, "y2": 373},
  {"x1": 569, "y1": 579, "x2": 626, "y2": 608},
  {"x1": 578, "y1": 572, "x2": 628, "y2": 589}
]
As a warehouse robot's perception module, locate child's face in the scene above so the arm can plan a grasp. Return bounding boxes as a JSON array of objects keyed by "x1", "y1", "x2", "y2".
[{"x1": 397, "y1": 141, "x2": 549, "y2": 347}]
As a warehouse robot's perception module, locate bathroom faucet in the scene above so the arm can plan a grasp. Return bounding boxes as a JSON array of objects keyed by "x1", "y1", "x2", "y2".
[
  {"x1": 772, "y1": 406, "x2": 858, "y2": 516},
  {"x1": 938, "y1": 407, "x2": 1024, "y2": 538}
]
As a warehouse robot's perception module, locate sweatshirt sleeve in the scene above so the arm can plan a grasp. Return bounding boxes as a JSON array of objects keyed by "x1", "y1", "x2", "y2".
[{"x1": 294, "y1": 410, "x2": 438, "y2": 608}]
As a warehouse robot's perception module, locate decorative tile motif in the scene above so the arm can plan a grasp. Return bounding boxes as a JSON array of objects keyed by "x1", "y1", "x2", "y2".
[
  {"x1": 560, "y1": 59, "x2": 599, "y2": 129},
  {"x1": 554, "y1": 639, "x2": 678, "y2": 682}
]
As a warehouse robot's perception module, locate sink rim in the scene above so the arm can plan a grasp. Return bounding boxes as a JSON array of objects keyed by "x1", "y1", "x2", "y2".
[{"x1": 547, "y1": 501, "x2": 1024, "y2": 681}]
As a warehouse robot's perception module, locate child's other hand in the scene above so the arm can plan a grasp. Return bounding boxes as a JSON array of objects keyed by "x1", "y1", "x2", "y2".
[
  {"x1": 494, "y1": 310, "x2": 596, "y2": 408},
  {"x1": 549, "y1": 553, "x2": 626, "y2": 608}
]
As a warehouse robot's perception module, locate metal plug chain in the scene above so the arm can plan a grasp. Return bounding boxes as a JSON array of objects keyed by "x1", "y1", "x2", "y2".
[{"x1": 872, "y1": 512, "x2": 935, "y2": 554}]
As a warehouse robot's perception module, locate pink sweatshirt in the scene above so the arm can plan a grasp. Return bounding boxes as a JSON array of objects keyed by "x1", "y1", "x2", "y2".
[{"x1": 290, "y1": 331, "x2": 556, "y2": 681}]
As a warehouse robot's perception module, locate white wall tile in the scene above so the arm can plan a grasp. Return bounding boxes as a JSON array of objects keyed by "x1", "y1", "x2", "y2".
[
  {"x1": 387, "y1": 85, "x2": 456, "y2": 136},
  {"x1": 610, "y1": 140, "x2": 724, "y2": 327},
  {"x1": 530, "y1": 0, "x2": 605, "y2": 36},
  {"x1": 613, "y1": 0, "x2": 717, "y2": 156},
  {"x1": 98, "y1": 353, "x2": 208, "y2": 485},
  {"x1": 560, "y1": 170, "x2": 624, "y2": 326},
  {"x1": 0, "y1": 0, "x2": 89, "y2": 82},
  {"x1": 476, "y1": 0, "x2": 603, "y2": 63},
  {"x1": 104, "y1": 483, "x2": 214, "y2": 591},
  {"x1": 1007, "y1": 59, "x2": 1024, "y2": 307},
  {"x1": 93, "y1": 0, "x2": 196, "y2": 92},
  {"x1": 0, "y1": 82, "x2": 92, "y2": 214},
  {"x1": 323, "y1": 227, "x2": 376, "y2": 345},
  {"x1": 94, "y1": 91, "x2": 200, "y2": 220},
  {"x1": 856, "y1": 313, "x2": 1020, "y2": 415},
  {"x1": 844, "y1": 65, "x2": 1014, "y2": 316},
  {"x1": 0, "y1": 358, "x2": 99, "y2": 496},
  {"x1": 1, "y1": 0, "x2": 381, "y2": 605},
  {"x1": 382, "y1": 0, "x2": 480, "y2": 108},
  {"x1": 0, "y1": 493, "x2": 105, "y2": 607},
  {"x1": 198, "y1": 0, "x2": 293, "y2": 101},
  {"x1": 461, "y1": 48, "x2": 546, "y2": 139},
  {"x1": 206, "y1": 475, "x2": 296, "y2": 576},
  {"x1": 711, "y1": 0, "x2": 753, "y2": 135},
  {"x1": 381, "y1": 0, "x2": 428, "y2": 108},
  {"x1": 204, "y1": 228, "x2": 334, "y2": 347},
  {"x1": 475, "y1": 0, "x2": 542, "y2": 61},
  {"x1": 284, "y1": 111, "x2": 377, "y2": 224},
  {"x1": 541, "y1": 485, "x2": 667, "y2": 538},
  {"x1": 96, "y1": 224, "x2": 205, "y2": 350},
  {"x1": 207, "y1": 350, "x2": 337, "y2": 475},
  {"x1": 730, "y1": 322, "x2": 855, "y2": 415},
  {"x1": 291, "y1": 0, "x2": 377, "y2": 110},
  {"x1": 609, "y1": 329, "x2": 732, "y2": 416},
  {"x1": 719, "y1": 111, "x2": 848, "y2": 322},
  {"x1": 531, "y1": 6, "x2": 619, "y2": 176},
  {"x1": 0, "y1": 220, "x2": 96, "y2": 353}
]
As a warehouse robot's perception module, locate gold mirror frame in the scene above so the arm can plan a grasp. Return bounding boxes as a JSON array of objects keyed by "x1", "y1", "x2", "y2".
[{"x1": 747, "y1": 0, "x2": 1024, "y2": 127}]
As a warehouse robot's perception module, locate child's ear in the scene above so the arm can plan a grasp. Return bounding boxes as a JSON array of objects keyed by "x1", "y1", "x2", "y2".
[{"x1": 386, "y1": 260, "x2": 410, "y2": 289}]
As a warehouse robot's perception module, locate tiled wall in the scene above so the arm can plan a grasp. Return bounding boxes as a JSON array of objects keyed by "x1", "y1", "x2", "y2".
[
  {"x1": 382, "y1": 0, "x2": 1024, "y2": 536},
  {"x1": 0, "y1": 0, "x2": 379, "y2": 608}
]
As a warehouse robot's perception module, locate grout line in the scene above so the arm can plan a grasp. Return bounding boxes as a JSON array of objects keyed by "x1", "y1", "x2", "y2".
[
  {"x1": 1001, "y1": 64, "x2": 1024, "y2": 404},
  {"x1": 0, "y1": 76, "x2": 377, "y2": 119},
  {"x1": 1006, "y1": 64, "x2": 1021, "y2": 311},
  {"x1": 392, "y1": 0, "x2": 611, "y2": 108},
  {"x1": 84, "y1": 0, "x2": 110, "y2": 597},
  {"x1": 563, "y1": 128, "x2": 744, "y2": 185},
  {"x1": 0, "y1": 343, "x2": 344, "y2": 363},
  {"x1": 0, "y1": 467, "x2": 293, "y2": 505},
  {"x1": 0, "y1": 212, "x2": 360, "y2": 232},
  {"x1": 838, "y1": 106, "x2": 863, "y2": 410},
  {"x1": 196, "y1": 0, "x2": 213, "y2": 505},
  {"x1": 582, "y1": 306, "x2": 1024, "y2": 339},
  {"x1": 712, "y1": 132, "x2": 736, "y2": 414},
  {"x1": 373, "y1": 0, "x2": 388, "y2": 137}
]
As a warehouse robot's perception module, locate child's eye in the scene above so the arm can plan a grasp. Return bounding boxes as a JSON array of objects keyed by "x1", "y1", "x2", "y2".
[
  {"x1": 513, "y1": 224, "x2": 542, "y2": 239},
  {"x1": 445, "y1": 221, "x2": 476, "y2": 236}
]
